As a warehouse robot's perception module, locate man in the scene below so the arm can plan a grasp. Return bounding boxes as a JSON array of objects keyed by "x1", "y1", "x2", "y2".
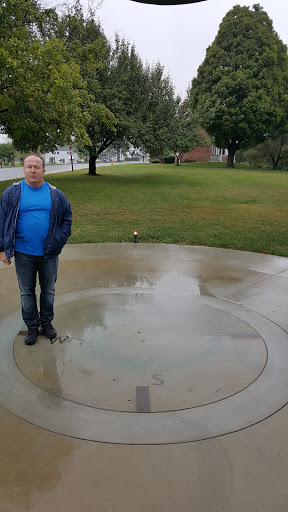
[{"x1": 0, "y1": 154, "x2": 72, "y2": 345}]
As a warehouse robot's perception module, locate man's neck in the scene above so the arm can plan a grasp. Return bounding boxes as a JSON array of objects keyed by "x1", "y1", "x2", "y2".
[{"x1": 25, "y1": 179, "x2": 44, "y2": 189}]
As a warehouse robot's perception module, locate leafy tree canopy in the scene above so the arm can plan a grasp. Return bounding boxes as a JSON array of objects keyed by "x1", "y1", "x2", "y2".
[
  {"x1": 238, "y1": 135, "x2": 288, "y2": 170},
  {"x1": 0, "y1": 0, "x2": 90, "y2": 152},
  {"x1": 0, "y1": 0, "x2": 187, "y2": 170},
  {"x1": 56, "y1": 3, "x2": 182, "y2": 174},
  {"x1": 51, "y1": 2, "x2": 119, "y2": 174},
  {"x1": 0, "y1": 143, "x2": 18, "y2": 164},
  {"x1": 139, "y1": 62, "x2": 178, "y2": 158},
  {"x1": 169, "y1": 98, "x2": 208, "y2": 165},
  {"x1": 189, "y1": 4, "x2": 288, "y2": 167}
]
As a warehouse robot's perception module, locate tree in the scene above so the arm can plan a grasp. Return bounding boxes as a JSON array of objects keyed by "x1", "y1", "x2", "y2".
[
  {"x1": 61, "y1": 20, "x2": 152, "y2": 175},
  {"x1": 0, "y1": 143, "x2": 18, "y2": 165},
  {"x1": 238, "y1": 135, "x2": 288, "y2": 169},
  {"x1": 189, "y1": 4, "x2": 288, "y2": 168},
  {"x1": 96, "y1": 44, "x2": 185, "y2": 169},
  {"x1": 0, "y1": 0, "x2": 90, "y2": 152},
  {"x1": 2, "y1": 1, "x2": 180, "y2": 171},
  {"x1": 83, "y1": 34, "x2": 151, "y2": 174},
  {"x1": 53, "y1": 2, "x2": 118, "y2": 175},
  {"x1": 99, "y1": 37, "x2": 148, "y2": 157},
  {"x1": 140, "y1": 62, "x2": 178, "y2": 158},
  {"x1": 262, "y1": 135, "x2": 288, "y2": 169},
  {"x1": 169, "y1": 98, "x2": 208, "y2": 165},
  {"x1": 45, "y1": 2, "x2": 181, "y2": 174},
  {"x1": 241, "y1": 146, "x2": 267, "y2": 168},
  {"x1": 85, "y1": 35, "x2": 145, "y2": 174}
]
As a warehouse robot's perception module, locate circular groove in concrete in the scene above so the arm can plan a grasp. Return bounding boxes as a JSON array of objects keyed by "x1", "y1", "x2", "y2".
[
  {"x1": 1, "y1": 284, "x2": 288, "y2": 444},
  {"x1": 14, "y1": 291, "x2": 267, "y2": 412}
]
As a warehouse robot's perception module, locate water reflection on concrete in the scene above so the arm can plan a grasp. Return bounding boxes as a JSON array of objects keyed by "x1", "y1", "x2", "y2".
[{"x1": 15, "y1": 289, "x2": 266, "y2": 412}]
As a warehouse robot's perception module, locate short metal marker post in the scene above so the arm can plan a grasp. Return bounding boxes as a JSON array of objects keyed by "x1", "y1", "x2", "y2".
[{"x1": 69, "y1": 146, "x2": 74, "y2": 171}]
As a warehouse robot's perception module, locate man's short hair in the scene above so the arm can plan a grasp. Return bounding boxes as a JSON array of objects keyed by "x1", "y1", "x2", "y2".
[{"x1": 23, "y1": 154, "x2": 45, "y2": 169}]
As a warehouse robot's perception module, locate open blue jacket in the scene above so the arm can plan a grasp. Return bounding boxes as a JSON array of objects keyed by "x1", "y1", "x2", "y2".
[{"x1": 0, "y1": 181, "x2": 72, "y2": 260}]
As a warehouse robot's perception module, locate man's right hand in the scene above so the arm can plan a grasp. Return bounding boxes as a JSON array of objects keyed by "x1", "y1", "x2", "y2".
[{"x1": 0, "y1": 251, "x2": 11, "y2": 265}]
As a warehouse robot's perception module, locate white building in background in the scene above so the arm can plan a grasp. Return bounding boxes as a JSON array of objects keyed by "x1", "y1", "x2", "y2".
[
  {"x1": 210, "y1": 146, "x2": 229, "y2": 162},
  {"x1": 99, "y1": 148, "x2": 124, "y2": 163},
  {"x1": 0, "y1": 134, "x2": 12, "y2": 144},
  {"x1": 44, "y1": 145, "x2": 147, "y2": 165},
  {"x1": 99, "y1": 147, "x2": 147, "y2": 163},
  {"x1": 44, "y1": 146, "x2": 81, "y2": 165}
]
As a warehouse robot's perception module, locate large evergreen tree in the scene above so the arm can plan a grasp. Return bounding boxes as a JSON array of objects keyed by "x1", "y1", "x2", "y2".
[{"x1": 189, "y1": 4, "x2": 288, "y2": 167}]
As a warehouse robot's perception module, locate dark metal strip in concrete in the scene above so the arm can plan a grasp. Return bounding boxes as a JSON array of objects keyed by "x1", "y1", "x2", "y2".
[{"x1": 136, "y1": 386, "x2": 151, "y2": 412}]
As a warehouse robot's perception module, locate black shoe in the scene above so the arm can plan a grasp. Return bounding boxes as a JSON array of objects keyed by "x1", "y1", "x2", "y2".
[
  {"x1": 25, "y1": 327, "x2": 39, "y2": 345},
  {"x1": 41, "y1": 323, "x2": 57, "y2": 339}
]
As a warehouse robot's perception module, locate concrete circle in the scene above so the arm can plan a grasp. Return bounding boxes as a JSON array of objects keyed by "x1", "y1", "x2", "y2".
[
  {"x1": 1, "y1": 279, "x2": 288, "y2": 443},
  {"x1": 14, "y1": 291, "x2": 267, "y2": 412}
]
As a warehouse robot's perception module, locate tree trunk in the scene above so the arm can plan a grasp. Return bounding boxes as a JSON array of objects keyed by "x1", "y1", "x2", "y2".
[
  {"x1": 226, "y1": 148, "x2": 236, "y2": 168},
  {"x1": 88, "y1": 152, "x2": 97, "y2": 176},
  {"x1": 271, "y1": 152, "x2": 282, "y2": 170},
  {"x1": 271, "y1": 156, "x2": 278, "y2": 170}
]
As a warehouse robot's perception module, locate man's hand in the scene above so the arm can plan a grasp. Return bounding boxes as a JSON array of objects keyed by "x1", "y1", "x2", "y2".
[{"x1": 0, "y1": 251, "x2": 11, "y2": 265}]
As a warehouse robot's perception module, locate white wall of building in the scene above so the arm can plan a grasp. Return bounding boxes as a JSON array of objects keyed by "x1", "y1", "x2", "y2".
[{"x1": 44, "y1": 147, "x2": 79, "y2": 165}]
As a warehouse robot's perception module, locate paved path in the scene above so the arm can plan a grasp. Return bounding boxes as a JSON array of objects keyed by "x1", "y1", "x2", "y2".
[
  {"x1": 0, "y1": 160, "x2": 147, "y2": 181},
  {"x1": 1, "y1": 243, "x2": 288, "y2": 511}
]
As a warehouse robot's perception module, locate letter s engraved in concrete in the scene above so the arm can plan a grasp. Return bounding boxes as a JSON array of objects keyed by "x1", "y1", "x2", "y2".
[{"x1": 152, "y1": 374, "x2": 164, "y2": 385}]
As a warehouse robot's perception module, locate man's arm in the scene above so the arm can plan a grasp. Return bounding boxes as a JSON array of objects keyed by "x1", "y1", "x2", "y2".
[
  {"x1": 56, "y1": 191, "x2": 72, "y2": 247},
  {"x1": 0, "y1": 190, "x2": 10, "y2": 264},
  {"x1": 60, "y1": 198, "x2": 72, "y2": 243}
]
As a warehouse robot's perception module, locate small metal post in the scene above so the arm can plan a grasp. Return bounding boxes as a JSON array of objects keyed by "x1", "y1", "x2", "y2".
[{"x1": 69, "y1": 146, "x2": 74, "y2": 171}]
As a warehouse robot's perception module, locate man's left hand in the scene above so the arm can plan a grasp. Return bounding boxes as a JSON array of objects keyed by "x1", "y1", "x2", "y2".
[{"x1": 0, "y1": 251, "x2": 11, "y2": 265}]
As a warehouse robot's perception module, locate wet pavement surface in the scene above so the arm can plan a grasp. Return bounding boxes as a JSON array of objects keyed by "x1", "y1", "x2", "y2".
[{"x1": 1, "y1": 243, "x2": 288, "y2": 510}]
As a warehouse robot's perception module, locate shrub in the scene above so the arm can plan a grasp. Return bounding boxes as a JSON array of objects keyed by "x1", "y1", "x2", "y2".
[{"x1": 162, "y1": 155, "x2": 175, "y2": 164}]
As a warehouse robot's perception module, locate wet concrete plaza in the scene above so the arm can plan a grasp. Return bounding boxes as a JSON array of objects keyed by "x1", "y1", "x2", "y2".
[{"x1": 1, "y1": 243, "x2": 288, "y2": 510}]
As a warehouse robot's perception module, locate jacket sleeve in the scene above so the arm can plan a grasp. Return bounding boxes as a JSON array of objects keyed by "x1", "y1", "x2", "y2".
[
  {"x1": 0, "y1": 189, "x2": 9, "y2": 252},
  {"x1": 60, "y1": 194, "x2": 72, "y2": 243}
]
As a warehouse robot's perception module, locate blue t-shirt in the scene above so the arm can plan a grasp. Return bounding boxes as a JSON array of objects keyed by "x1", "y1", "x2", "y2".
[{"x1": 15, "y1": 181, "x2": 52, "y2": 256}]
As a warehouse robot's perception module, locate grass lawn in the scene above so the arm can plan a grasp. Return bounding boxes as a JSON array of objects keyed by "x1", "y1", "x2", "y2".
[{"x1": 1, "y1": 162, "x2": 288, "y2": 257}]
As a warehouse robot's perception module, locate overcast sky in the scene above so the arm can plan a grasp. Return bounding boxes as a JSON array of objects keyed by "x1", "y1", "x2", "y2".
[{"x1": 95, "y1": 0, "x2": 288, "y2": 97}]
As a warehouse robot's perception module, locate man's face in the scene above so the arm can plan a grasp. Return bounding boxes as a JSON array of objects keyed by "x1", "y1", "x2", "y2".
[{"x1": 23, "y1": 155, "x2": 46, "y2": 188}]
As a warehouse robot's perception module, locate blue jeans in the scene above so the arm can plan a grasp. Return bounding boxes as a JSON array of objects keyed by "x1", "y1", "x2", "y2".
[{"x1": 14, "y1": 251, "x2": 58, "y2": 327}]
